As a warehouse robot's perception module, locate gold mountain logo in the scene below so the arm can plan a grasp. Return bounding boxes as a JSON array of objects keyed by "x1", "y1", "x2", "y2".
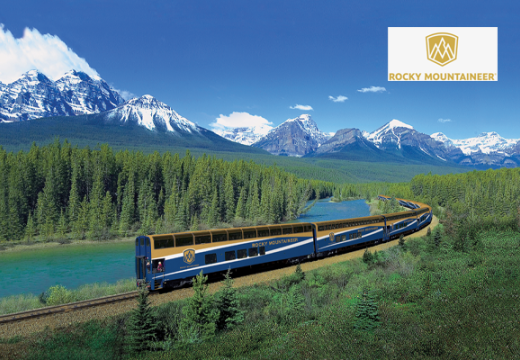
[
  {"x1": 426, "y1": 32, "x2": 458, "y2": 66},
  {"x1": 329, "y1": 232, "x2": 335, "y2": 241},
  {"x1": 183, "y1": 248, "x2": 195, "y2": 264}
]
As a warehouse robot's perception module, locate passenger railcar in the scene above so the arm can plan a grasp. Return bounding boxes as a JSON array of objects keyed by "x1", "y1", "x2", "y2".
[{"x1": 136, "y1": 196, "x2": 432, "y2": 290}]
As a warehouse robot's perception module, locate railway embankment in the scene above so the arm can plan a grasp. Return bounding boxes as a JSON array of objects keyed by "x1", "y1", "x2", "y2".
[{"x1": 0, "y1": 216, "x2": 438, "y2": 341}]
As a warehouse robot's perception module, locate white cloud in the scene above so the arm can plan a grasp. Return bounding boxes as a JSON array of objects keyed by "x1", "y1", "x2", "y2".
[
  {"x1": 290, "y1": 104, "x2": 313, "y2": 111},
  {"x1": 113, "y1": 88, "x2": 137, "y2": 101},
  {"x1": 0, "y1": 24, "x2": 100, "y2": 83},
  {"x1": 211, "y1": 112, "x2": 273, "y2": 133},
  {"x1": 357, "y1": 86, "x2": 386, "y2": 93},
  {"x1": 438, "y1": 118, "x2": 451, "y2": 123},
  {"x1": 328, "y1": 95, "x2": 348, "y2": 102}
]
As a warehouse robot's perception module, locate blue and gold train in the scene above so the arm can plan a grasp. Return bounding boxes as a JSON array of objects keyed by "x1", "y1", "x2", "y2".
[{"x1": 135, "y1": 196, "x2": 432, "y2": 290}]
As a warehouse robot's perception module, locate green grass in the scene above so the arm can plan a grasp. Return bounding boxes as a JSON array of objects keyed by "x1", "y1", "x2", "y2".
[
  {"x1": 0, "y1": 279, "x2": 135, "y2": 315},
  {"x1": 13, "y1": 228, "x2": 520, "y2": 360}
]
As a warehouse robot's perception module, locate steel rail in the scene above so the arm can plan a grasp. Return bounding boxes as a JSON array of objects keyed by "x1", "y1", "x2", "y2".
[{"x1": 0, "y1": 290, "x2": 139, "y2": 324}]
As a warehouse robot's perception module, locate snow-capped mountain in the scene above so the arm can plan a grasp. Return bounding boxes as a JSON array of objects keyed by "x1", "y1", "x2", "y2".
[
  {"x1": 252, "y1": 114, "x2": 332, "y2": 156},
  {"x1": 432, "y1": 132, "x2": 519, "y2": 155},
  {"x1": 214, "y1": 125, "x2": 271, "y2": 146},
  {"x1": 55, "y1": 70, "x2": 124, "y2": 115},
  {"x1": 0, "y1": 70, "x2": 124, "y2": 122},
  {"x1": 103, "y1": 95, "x2": 200, "y2": 134},
  {"x1": 364, "y1": 119, "x2": 414, "y2": 148}
]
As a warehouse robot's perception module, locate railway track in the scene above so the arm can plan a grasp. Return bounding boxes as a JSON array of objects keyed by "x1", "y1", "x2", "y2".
[
  {"x1": 0, "y1": 215, "x2": 438, "y2": 336},
  {"x1": 0, "y1": 291, "x2": 139, "y2": 325}
]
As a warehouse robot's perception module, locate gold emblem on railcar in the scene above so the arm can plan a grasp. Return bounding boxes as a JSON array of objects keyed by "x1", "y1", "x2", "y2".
[
  {"x1": 183, "y1": 248, "x2": 196, "y2": 264},
  {"x1": 329, "y1": 232, "x2": 335, "y2": 241}
]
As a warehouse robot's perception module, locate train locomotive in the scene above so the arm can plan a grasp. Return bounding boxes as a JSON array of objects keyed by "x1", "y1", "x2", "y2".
[{"x1": 135, "y1": 196, "x2": 432, "y2": 290}]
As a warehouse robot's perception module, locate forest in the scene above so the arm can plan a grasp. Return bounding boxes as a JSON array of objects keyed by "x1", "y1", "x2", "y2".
[{"x1": 0, "y1": 140, "x2": 335, "y2": 243}]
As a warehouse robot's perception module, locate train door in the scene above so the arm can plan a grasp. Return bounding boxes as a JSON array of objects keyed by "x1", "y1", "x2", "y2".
[{"x1": 135, "y1": 236, "x2": 149, "y2": 284}]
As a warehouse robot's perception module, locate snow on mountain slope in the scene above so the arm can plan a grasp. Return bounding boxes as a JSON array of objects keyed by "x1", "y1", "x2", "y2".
[
  {"x1": 104, "y1": 95, "x2": 199, "y2": 133},
  {"x1": 55, "y1": 70, "x2": 124, "y2": 114},
  {"x1": 364, "y1": 119, "x2": 414, "y2": 148},
  {"x1": 431, "y1": 131, "x2": 519, "y2": 155},
  {"x1": 0, "y1": 69, "x2": 124, "y2": 122},
  {"x1": 252, "y1": 114, "x2": 331, "y2": 156},
  {"x1": 214, "y1": 125, "x2": 271, "y2": 145}
]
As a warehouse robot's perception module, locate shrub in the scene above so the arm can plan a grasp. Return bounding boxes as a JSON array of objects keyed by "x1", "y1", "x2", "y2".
[
  {"x1": 46, "y1": 285, "x2": 74, "y2": 306},
  {"x1": 398, "y1": 234, "x2": 405, "y2": 247}
]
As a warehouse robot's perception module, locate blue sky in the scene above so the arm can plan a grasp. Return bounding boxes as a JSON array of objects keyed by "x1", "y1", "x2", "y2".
[{"x1": 1, "y1": 0, "x2": 519, "y2": 139}]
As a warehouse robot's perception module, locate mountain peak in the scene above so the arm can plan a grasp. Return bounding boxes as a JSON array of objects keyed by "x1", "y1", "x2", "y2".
[
  {"x1": 106, "y1": 95, "x2": 198, "y2": 133},
  {"x1": 386, "y1": 119, "x2": 413, "y2": 130}
]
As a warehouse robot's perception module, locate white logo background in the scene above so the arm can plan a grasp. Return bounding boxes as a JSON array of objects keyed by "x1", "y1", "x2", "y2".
[{"x1": 388, "y1": 27, "x2": 497, "y2": 81}]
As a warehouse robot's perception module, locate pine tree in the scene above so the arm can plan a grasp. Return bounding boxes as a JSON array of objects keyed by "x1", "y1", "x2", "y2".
[
  {"x1": 179, "y1": 271, "x2": 218, "y2": 343},
  {"x1": 223, "y1": 173, "x2": 235, "y2": 223},
  {"x1": 234, "y1": 187, "x2": 246, "y2": 221},
  {"x1": 207, "y1": 191, "x2": 219, "y2": 228},
  {"x1": 354, "y1": 288, "x2": 380, "y2": 331},
  {"x1": 57, "y1": 209, "x2": 67, "y2": 240},
  {"x1": 215, "y1": 269, "x2": 244, "y2": 331},
  {"x1": 25, "y1": 213, "x2": 37, "y2": 242},
  {"x1": 126, "y1": 282, "x2": 158, "y2": 353},
  {"x1": 434, "y1": 230, "x2": 442, "y2": 248}
]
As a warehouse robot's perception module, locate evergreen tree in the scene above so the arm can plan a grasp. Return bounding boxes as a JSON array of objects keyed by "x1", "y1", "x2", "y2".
[
  {"x1": 354, "y1": 288, "x2": 380, "y2": 331},
  {"x1": 25, "y1": 213, "x2": 36, "y2": 242},
  {"x1": 126, "y1": 282, "x2": 158, "y2": 353},
  {"x1": 234, "y1": 187, "x2": 246, "y2": 221},
  {"x1": 215, "y1": 269, "x2": 244, "y2": 331},
  {"x1": 57, "y1": 209, "x2": 67, "y2": 240},
  {"x1": 179, "y1": 271, "x2": 218, "y2": 343},
  {"x1": 223, "y1": 173, "x2": 235, "y2": 223},
  {"x1": 434, "y1": 230, "x2": 442, "y2": 248}
]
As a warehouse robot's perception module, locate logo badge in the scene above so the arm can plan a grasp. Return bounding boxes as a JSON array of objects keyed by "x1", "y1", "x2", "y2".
[
  {"x1": 183, "y1": 248, "x2": 195, "y2": 264},
  {"x1": 426, "y1": 32, "x2": 458, "y2": 66},
  {"x1": 329, "y1": 232, "x2": 335, "y2": 241}
]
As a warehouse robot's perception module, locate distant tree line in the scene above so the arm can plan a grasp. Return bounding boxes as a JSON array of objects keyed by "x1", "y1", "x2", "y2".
[{"x1": 0, "y1": 140, "x2": 334, "y2": 242}]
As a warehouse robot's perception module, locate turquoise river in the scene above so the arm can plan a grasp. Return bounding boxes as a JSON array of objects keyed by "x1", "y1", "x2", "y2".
[{"x1": 0, "y1": 199, "x2": 370, "y2": 298}]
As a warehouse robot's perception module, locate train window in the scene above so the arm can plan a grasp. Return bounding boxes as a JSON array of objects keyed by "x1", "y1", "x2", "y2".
[
  {"x1": 341, "y1": 235, "x2": 347, "y2": 242},
  {"x1": 176, "y1": 235, "x2": 194, "y2": 247},
  {"x1": 259, "y1": 246, "x2": 266, "y2": 255},
  {"x1": 225, "y1": 251, "x2": 236, "y2": 261},
  {"x1": 270, "y1": 228, "x2": 281, "y2": 236},
  {"x1": 318, "y1": 226, "x2": 324, "y2": 231},
  {"x1": 358, "y1": 231, "x2": 362, "y2": 238},
  {"x1": 293, "y1": 226, "x2": 303, "y2": 233},
  {"x1": 335, "y1": 235, "x2": 340, "y2": 243},
  {"x1": 228, "y1": 231, "x2": 243, "y2": 240},
  {"x1": 205, "y1": 253, "x2": 217, "y2": 265},
  {"x1": 258, "y1": 229, "x2": 269, "y2": 237},
  {"x1": 146, "y1": 238, "x2": 150, "y2": 247},
  {"x1": 282, "y1": 227, "x2": 293, "y2": 235},
  {"x1": 248, "y1": 248, "x2": 258, "y2": 257},
  {"x1": 135, "y1": 239, "x2": 139, "y2": 246},
  {"x1": 195, "y1": 235, "x2": 211, "y2": 245},
  {"x1": 140, "y1": 238, "x2": 145, "y2": 246},
  {"x1": 154, "y1": 235, "x2": 174, "y2": 249},
  {"x1": 304, "y1": 225, "x2": 312, "y2": 232},
  {"x1": 244, "y1": 230, "x2": 257, "y2": 239},
  {"x1": 237, "y1": 249, "x2": 248, "y2": 259},
  {"x1": 213, "y1": 233, "x2": 228, "y2": 242}
]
